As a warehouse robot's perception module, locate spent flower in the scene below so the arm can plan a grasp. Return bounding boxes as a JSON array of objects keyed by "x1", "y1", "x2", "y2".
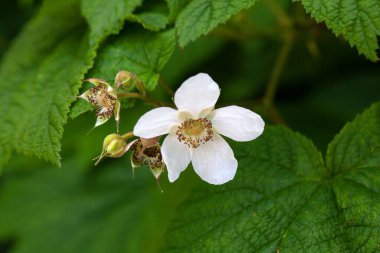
[
  {"x1": 133, "y1": 73, "x2": 265, "y2": 185},
  {"x1": 131, "y1": 138, "x2": 166, "y2": 191},
  {"x1": 79, "y1": 78, "x2": 121, "y2": 131}
]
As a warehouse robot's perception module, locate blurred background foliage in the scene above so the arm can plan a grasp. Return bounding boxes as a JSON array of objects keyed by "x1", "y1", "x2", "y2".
[{"x1": 0, "y1": 0, "x2": 379, "y2": 252}]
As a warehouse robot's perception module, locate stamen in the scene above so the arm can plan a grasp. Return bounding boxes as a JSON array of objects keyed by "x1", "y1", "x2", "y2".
[
  {"x1": 176, "y1": 118, "x2": 213, "y2": 148},
  {"x1": 86, "y1": 85, "x2": 117, "y2": 118}
]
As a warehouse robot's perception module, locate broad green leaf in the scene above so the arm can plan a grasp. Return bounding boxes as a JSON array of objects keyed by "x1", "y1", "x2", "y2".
[
  {"x1": 298, "y1": 0, "x2": 380, "y2": 61},
  {"x1": 164, "y1": 103, "x2": 380, "y2": 252},
  {"x1": 81, "y1": 0, "x2": 142, "y2": 44},
  {"x1": 327, "y1": 102, "x2": 380, "y2": 175},
  {"x1": 175, "y1": 0, "x2": 259, "y2": 47},
  {"x1": 0, "y1": 0, "x2": 143, "y2": 168},
  {"x1": 0, "y1": 0, "x2": 94, "y2": 168},
  {"x1": 70, "y1": 28, "x2": 176, "y2": 118}
]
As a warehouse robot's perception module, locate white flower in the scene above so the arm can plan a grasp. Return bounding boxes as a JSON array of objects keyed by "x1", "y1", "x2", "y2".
[{"x1": 133, "y1": 73, "x2": 265, "y2": 185}]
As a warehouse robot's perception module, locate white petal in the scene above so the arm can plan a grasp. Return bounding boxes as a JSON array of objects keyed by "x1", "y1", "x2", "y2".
[
  {"x1": 212, "y1": 106, "x2": 265, "y2": 142},
  {"x1": 191, "y1": 134, "x2": 237, "y2": 185},
  {"x1": 161, "y1": 134, "x2": 191, "y2": 182},
  {"x1": 133, "y1": 107, "x2": 179, "y2": 138},
  {"x1": 174, "y1": 73, "x2": 220, "y2": 117}
]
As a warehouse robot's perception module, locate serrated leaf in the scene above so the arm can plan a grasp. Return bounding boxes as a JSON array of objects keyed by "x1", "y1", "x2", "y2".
[
  {"x1": 298, "y1": 0, "x2": 380, "y2": 61},
  {"x1": 90, "y1": 28, "x2": 176, "y2": 90},
  {"x1": 164, "y1": 103, "x2": 380, "y2": 252},
  {"x1": 81, "y1": 0, "x2": 143, "y2": 44},
  {"x1": 70, "y1": 28, "x2": 176, "y2": 118},
  {"x1": 175, "y1": 0, "x2": 259, "y2": 47},
  {"x1": 0, "y1": 0, "x2": 94, "y2": 168},
  {"x1": 327, "y1": 102, "x2": 380, "y2": 175},
  {"x1": 127, "y1": 12, "x2": 169, "y2": 31},
  {"x1": 0, "y1": 0, "x2": 144, "y2": 169},
  {"x1": 165, "y1": 0, "x2": 190, "y2": 23}
]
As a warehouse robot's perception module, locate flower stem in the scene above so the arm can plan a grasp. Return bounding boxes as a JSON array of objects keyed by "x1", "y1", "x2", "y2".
[
  {"x1": 122, "y1": 132, "x2": 134, "y2": 140},
  {"x1": 118, "y1": 92, "x2": 169, "y2": 107},
  {"x1": 263, "y1": 32, "x2": 293, "y2": 108},
  {"x1": 159, "y1": 78, "x2": 174, "y2": 96},
  {"x1": 266, "y1": 0, "x2": 293, "y2": 28}
]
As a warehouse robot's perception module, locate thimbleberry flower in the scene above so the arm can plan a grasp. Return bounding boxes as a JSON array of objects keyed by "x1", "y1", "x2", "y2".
[
  {"x1": 133, "y1": 73, "x2": 265, "y2": 185},
  {"x1": 79, "y1": 78, "x2": 121, "y2": 131}
]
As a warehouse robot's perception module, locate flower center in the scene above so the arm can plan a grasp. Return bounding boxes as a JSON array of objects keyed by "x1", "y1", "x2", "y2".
[
  {"x1": 87, "y1": 86, "x2": 116, "y2": 117},
  {"x1": 176, "y1": 118, "x2": 213, "y2": 148}
]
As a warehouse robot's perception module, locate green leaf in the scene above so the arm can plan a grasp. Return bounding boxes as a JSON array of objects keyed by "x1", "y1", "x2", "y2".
[
  {"x1": 70, "y1": 28, "x2": 176, "y2": 118},
  {"x1": 327, "y1": 102, "x2": 380, "y2": 175},
  {"x1": 165, "y1": 0, "x2": 190, "y2": 23},
  {"x1": 127, "y1": 12, "x2": 169, "y2": 31},
  {"x1": 90, "y1": 28, "x2": 176, "y2": 90},
  {"x1": 175, "y1": 0, "x2": 259, "y2": 47},
  {"x1": 0, "y1": 0, "x2": 144, "y2": 169},
  {"x1": 298, "y1": 0, "x2": 380, "y2": 61},
  {"x1": 81, "y1": 0, "x2": 142, "y2": 44},
  {"x1": 0, "y1": 0, "x2": 94, "y2": 168},
  {"x1": 164, "y1": 103, "x2": 380, "y2": 252}
]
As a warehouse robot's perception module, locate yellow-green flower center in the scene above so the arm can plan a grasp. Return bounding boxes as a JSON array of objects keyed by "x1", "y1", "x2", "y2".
[{"x1": 176, "y1": 118, "x2": 213, "y2": 148}]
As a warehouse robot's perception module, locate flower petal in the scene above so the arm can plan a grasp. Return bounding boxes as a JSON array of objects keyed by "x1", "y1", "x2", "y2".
[
  {"x1": 161, "y1": 134, "x2": 191, "y2": 182},
  {"x1": 84, "y1": 78, "x2": 109, "y2": 86},
  {"x1": 174, "y1": 73, "x2": 220, "y2": 116},
  {"x1": 191, "y1": 134, "x2": 237, "y2": 185},
  {"x1": 114, "y1": 101, "x2": 121, "y2": 132},
  {"x1": 78, "y1": 90, "x2": 91, "y2": 102},
  {"x1": 133, "y1": 107, "x2": 179, "y2": 138},
  {"x1": 95, "y1": 115, "x2": 111, "y2": 128},
  {"x1": 212, "y1": 106, "x2": 265, "y2": 142}
]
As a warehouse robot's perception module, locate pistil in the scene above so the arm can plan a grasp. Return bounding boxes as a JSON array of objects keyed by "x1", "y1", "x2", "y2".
[{"x1": 176, "y1": 118, "x2": 213, "y2": 148}]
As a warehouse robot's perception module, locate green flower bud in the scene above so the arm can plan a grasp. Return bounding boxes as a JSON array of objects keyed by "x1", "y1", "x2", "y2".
[
  {"x1": 115, "y1": 70, "x2": 134, "y2": 89},
  {"x1": 95, "y1": 134, "x2": 128, "y2": 165},
  {"x1": 105, "y1": 138, "x2": 126, "y2": 157}
]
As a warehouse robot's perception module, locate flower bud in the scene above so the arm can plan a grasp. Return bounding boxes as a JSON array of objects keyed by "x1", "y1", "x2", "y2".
[
  {"x1": 115, "y1": 70, "x2": 134, "y2": 89},
  {"x1": 95, "y1": 134, "x2": 128, "y2": 165},
  {"x1": 105, "y1": 137, "x2": 126, "y2": 157}
]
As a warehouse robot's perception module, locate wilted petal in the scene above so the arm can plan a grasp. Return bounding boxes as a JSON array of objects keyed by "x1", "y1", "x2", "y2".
[
  {"x1": 114, "y1": 101, "x2": 121, "y2": 132},
  {"x1": 191, "y1": 134, "x2": 237, "y2": 185},
  {"x1": 161, "y1": 134, "x2": 191, "y2": 182},
  {"x1": 133, "y1": 107, "x2": 179, "y2": 138},
  {"x1": 141, "y1": 137, "x2": 160, "y2": 148},
  {"x1": 78, "y1": 90, "x2": 91, "y2": 102},
  {"x1": 84, "y1": 78, "x2": 109, "y2": 86},
  {"x1": 212, "y1": 106, "x2": 265, "y2": 142},
  {"x1": 174, "y1": 73, "x2": 220, "y2": 117},
  {"x1": 95, "y1": 115, "x2": 111, "y2": 128}
]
